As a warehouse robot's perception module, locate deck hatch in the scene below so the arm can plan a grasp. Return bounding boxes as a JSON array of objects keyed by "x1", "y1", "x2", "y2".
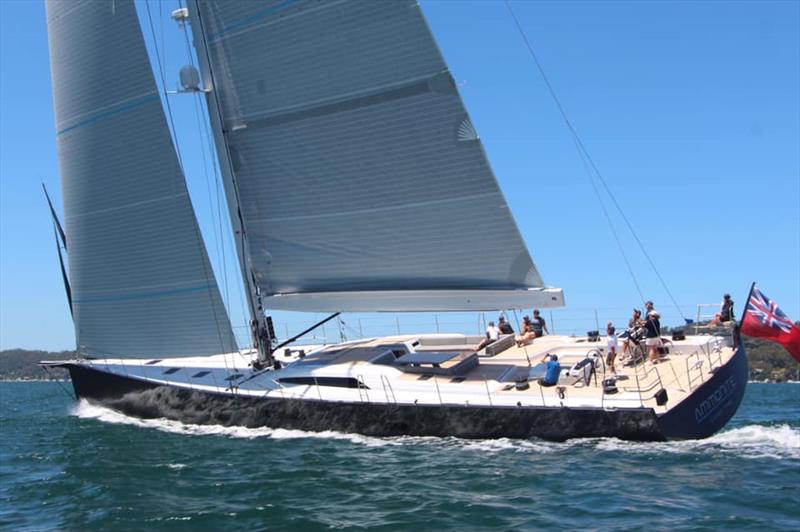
[{"x1": 278, "y1": 376, "x2": 367, "y2": 389}]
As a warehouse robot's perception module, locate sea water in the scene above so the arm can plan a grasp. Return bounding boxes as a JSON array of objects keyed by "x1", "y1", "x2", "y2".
[{"x1": 0, "y1": 382, "x2": 798, "y2": 530}]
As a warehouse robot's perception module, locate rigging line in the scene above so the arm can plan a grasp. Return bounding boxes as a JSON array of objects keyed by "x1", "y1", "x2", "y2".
[
  {"x1": 144, "y1": 1, "x2": 184, "y2": 171},
  {"x1": 177, "y1": 1, "x2": 243, "y2": 326},
  {"x1": 144, "y1": 1, "x2": 231, "y2": 356},
  {"x1": 196, "y1": 89, "x2": 246, "y2": 328},
  {"x1": 175, "y1": 0, "x2": 229, "y2": 312},
  {"x1": 159, "y1": 0, "x2": 165, "y2": 90},
  {"x1": 193, "y1": 2, "x2": 262, "y2": 340},
  {"x1": 574, "y1": 135, "x2": 686, "y2": 319},
  {"x1": 51, "y1": 221, "x2": 74, "y2": 317},
  {"x1": 192, "y1": 92, "x2": 226, "y2": 303},
  {"x1": 503, "y1": 1, "x2": 687, "y2": 321},
  {"x1": 41, "y1": 366, "x2": 75, "y2": 400},
  {"x1": 181, "y1": 20, "x2": 248, "y2": 332},
  {"x1": 197, "y1": 96, "x2": 249, "y2": 334},
  {"x1": 572, "y1": 135, "x2": 646, "y2": 303},
  {"x1": 42, "y1": 183, "x2": 66, "y2": 249},
  {"x1": 511, "y1": 309, "x2": 531, "y2": 366}
]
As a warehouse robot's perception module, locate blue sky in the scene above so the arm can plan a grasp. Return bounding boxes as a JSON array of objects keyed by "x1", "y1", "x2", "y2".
[{"x1": 1, "y1": 0, "x2": 798, "y2": 351}]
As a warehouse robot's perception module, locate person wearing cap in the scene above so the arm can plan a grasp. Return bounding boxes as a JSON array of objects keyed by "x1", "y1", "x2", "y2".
[
  {"x1": 516, "y1": 316, "x2": 535, "y2": 347},
  {"x1": 621, "y1": 308, "x2": 643, "y2": 357},
  {"x1": 476, "y1": 321, "x2": 501, "y2": 351},
  {"x1": 531, "y1": 309, "x2": 549, "y2": 338},
  {"x1": 628, "y1": 308, "x2": 644, "y2": 330},
  {"x1": 498, "y1": 315, "x2": 514, "y2": 335},
  {"x1": 645, "y1": 310, "x2": 662, "y2": 364},
  {"x1": 711, "y1": 293, "x2": 734, "y2": 326},
  {"x1": 539, "y1": 353, "x2": 561, "y2": 387}
]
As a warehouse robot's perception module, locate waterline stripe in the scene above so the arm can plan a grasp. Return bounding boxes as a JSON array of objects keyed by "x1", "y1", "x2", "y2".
[
  {"x1": 57, "y1": 94, "x2": 160, "y2": 136},
  {"x1": 73, "y1": 284, "x2": 215, "y2": 304}
]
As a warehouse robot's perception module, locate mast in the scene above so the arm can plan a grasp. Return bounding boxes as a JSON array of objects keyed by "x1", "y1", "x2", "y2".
[{"x1": 184, "y1": 2, "x2": 272, "y2": 363}]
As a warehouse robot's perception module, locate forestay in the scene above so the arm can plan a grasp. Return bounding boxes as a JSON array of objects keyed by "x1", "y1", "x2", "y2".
[
  {"x1": 191, "y1": 0, "x2": 563, "y2": 311},
  {"x1": 46, "y1": 0, "x2": 238, "y2": 357}
]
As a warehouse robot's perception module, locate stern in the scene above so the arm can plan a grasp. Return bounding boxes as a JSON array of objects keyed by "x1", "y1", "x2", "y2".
[{"x1": 656, "y1": 330, "x2": 748, "y2": 439}]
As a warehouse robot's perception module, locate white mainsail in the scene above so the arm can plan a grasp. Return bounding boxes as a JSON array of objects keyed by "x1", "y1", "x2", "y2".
[
  {"x1": 190, "y1": 0, "x2": 564, "y2": 312},
  {"x1": 45, "y1": 0, "x2": 238, "y2": 357}
]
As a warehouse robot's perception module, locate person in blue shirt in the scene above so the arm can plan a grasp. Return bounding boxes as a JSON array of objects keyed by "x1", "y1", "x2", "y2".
[{"x1": 539, "y1": 354, "x2": 561, "y2": 387}]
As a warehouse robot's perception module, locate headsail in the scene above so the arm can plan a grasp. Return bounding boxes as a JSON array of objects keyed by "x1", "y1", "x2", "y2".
[
  {"x1": 45, "y1": 0, "x2": 238, "y2": 357},
  {"x1": 191, "y1": 0, "x2": 563, "y2": 311}
]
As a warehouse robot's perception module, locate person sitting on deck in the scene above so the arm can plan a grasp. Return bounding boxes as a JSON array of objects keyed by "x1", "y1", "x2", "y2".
[
  {"x1": 516, "y1": 316, "x2": 536, "y2": 347},
  {"x1": 539, "y1": 354, "x2": 561, "y2": 387},
  {"x1": 711, "y1": 293, "x2": 735, "y2": 326},
  {"x1": 531, "y1": 309, "x2": 549, "y2": 337},
  {"x1": 645, "y1": 310, "x2": 662, "y2": 364},
  {"x1": 476, "y1": 321, "x2": 501, "y2": 351},
  {"x1": 498, "y1": 315, "x2": 514, "y2": 335}
]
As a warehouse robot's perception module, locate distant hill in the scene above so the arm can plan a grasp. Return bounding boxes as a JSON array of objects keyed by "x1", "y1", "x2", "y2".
[
  {"x1": 698, "y1": 322, "x2": 800, "y2": 382},
  {"x1": 0, "y1": 349, "x2": 73, "y2": 380},
  {"x1": 2, "y1": 334, "x2": 798, "y2": 381},
  {"x1": 743, "y1": 337, "x2": 800, "y2": 382}
]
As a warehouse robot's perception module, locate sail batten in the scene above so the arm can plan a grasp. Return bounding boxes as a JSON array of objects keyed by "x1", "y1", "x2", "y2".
[
  {"x1": 46, "y1": 0, "x2": 238, "y2": 357},
  {"x1": 192, "y1": 0, "x2": 559, "y2": 312}
]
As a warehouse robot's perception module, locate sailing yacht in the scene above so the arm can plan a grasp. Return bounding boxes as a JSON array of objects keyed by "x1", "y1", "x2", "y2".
[{"x1": 41, "y1": 0, "x2": 747, "y2": 441}]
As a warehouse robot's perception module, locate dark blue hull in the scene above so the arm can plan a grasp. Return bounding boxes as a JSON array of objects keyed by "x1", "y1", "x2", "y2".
[
  {"x1": 656, "y1": 340, "x2": 748, "y2": 440},
  {"x1": 58, "y1": 342, "x2": 748, "y2": 442}
]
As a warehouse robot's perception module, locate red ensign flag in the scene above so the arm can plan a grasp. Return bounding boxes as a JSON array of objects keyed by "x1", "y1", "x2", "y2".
[{"x1": 741, "y1": 285, "x2": 800, "y2": 363}]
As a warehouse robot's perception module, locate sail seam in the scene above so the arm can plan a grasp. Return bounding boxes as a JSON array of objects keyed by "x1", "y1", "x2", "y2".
[
  {"x1": 64, "y1": 193, "x2": 190, "y2": 220},
  {"x1": 249, "y1": 192, "x2": 503, "y2": 224},
  {"x1": 56, "y1": 93, "x2": 159, "y2": 135},
  {"x1": 225, "y1": 73, "x2": 447, "y2": 132},
  {"x1": 209, "y1": 0, "x2": 299, "y2": 41},
  {"x1": 73, "y1": 283, "x2": 217, "y2": 304}
]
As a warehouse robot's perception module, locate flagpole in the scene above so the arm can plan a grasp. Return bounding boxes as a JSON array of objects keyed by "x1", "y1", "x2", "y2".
[{"x1": 740, "y1": 281, "x2": 756, "y2": 324}]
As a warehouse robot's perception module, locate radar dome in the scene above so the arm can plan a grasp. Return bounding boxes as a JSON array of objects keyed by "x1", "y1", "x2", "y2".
[{"x1": 179, "y1": 65, "x2": 200, "y2": 91}]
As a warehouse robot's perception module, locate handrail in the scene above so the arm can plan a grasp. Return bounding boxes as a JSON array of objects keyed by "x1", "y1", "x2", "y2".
[
  {"x1": 699, "y1": 341, "x2": 715, "y2": 372},
  {"x1": 653, "y1": 365, "x2": 664, "y2": 392},
  {"x1": 667, "y1": 360, "x2": 685, "y2": 392},
  {"x1": 632, "y1": 363, "x2": 644, "y2": 407},
  {"x1": 313, "y1": 375, "x2": 323, "y2": 400},
  {"x1": 483, "y1": 377, "x2": 493, "y2": 407},
  {"x1": 356, "y1": 374, "x2": 369, "y2": 403},
  {"x1": 433, "y1": 376, "x2": 443, "y2": 405},
  {"x1": 685, "y1": 351, "x2": 705, "y2": 391},
  {"x1": 714, "y1": 338, "x2": 724, "y2": 368},
  {"x1": 266, "y1": 377, "x2": 286, "y2": 399},
  {"x1": 622, "y1": 378, "x2": 662, "y2": 394},
  {"x1": 380, "y1": 375, "x2": 397, "y2": 404}
]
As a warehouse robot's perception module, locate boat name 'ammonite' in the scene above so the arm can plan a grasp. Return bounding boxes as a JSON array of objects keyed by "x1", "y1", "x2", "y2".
[{"x1": 695, "y1": 376, "x2": 738, "y2": 424}]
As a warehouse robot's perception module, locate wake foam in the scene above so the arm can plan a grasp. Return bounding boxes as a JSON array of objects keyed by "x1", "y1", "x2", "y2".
[
  {"x1": 70, "y1": 400, "x2": 569, "y2": 451},
  {"x1": 71, "y1": 400, "x2": 397, "y2": 447},
  {"x1": 72, "y1": 400, "x2": 799, "y2": 458},
  {"x1": 594, "y1": 424, "x2": 800, "y2": 460}
]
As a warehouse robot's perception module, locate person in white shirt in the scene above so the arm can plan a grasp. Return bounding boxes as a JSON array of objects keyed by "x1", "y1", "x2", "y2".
[
  {"x1": 476, "y1": 321, "x2": 501, "y2": 351},
  {"x1": 606, "y1": 322, "x2": 618, "y2": 374}
]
